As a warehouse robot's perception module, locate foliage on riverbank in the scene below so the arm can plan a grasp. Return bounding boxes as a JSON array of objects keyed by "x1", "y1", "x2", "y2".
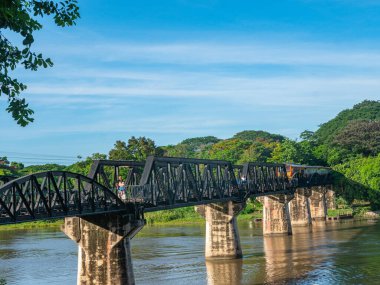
[
  {"x1": 0, "y1": 219, "x2": 63, "y2": 231},
  {"x1": 332, "y1": 155, "x2": 380, "y2": 208},
  {"x1": 144, "y1": 199, "x2": 264, "y2": 225},
  {"x1": 145, "y1": 207, "x2": 203, "y2": 225}
]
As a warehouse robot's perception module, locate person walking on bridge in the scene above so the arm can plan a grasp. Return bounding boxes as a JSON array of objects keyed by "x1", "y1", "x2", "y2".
[{"x1": 117, "y1": 176, "x2": 126, "y2": 200}]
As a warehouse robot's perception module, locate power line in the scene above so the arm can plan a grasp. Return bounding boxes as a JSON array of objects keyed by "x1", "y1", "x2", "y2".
[
  {"x1": 0, "y1": 150, "x2": 79, "y2": 159},
  {"x1": 5, "y1": 156, "x2": 76, "y2": 161}
]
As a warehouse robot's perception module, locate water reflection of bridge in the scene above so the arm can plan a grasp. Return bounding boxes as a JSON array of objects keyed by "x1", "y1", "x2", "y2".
[{"x1": 0, "y1": 156, "x2": 333, "y2": 285}]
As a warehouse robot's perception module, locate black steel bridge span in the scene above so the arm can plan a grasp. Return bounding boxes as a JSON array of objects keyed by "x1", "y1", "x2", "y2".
[{"x1": 0, "y1": 156, "x2": 331, "y2": 225}]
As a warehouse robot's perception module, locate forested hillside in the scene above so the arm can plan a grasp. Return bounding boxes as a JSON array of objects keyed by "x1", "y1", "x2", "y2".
[
  {"x1": 313, "y1": 100, "x2": 380, "y2": 165},
  {"x1": 1, "y1": 100, "x2": 379, "y2": 211}
]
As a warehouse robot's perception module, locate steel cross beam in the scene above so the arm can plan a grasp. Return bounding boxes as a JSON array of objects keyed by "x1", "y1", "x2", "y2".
[
  {"x1": 241, "y1": 162, "x2": 294, "y2": 199},
  {"x1": 88, "y1": 160, "x2": 145, "y2": 190},
  {"x1": 128, "y1": 156, "x2": 242, "y2": 210}
]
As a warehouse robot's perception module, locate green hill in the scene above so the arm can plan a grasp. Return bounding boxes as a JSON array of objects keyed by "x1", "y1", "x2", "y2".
[
  {"x1": 233, "y1": 130, "x2": 285, "y2": 142},
  {"x1": 315, "y1": 100, "x2": 380, "y2": 143}
]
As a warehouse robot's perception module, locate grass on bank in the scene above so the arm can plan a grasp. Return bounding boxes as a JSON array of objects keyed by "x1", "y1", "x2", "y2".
[
  {"x1": 327, "y1": 208, "x2": 353, "y2": 217},
  {"x1": 145, "y1": 207, "x2": 204, "y2": 225},
  {"x1": 0, "y1": 219, "x2": 63, "y2": 231},
  {"x1": 144, "y1": 199, "x2": 264, "y2": 225}
]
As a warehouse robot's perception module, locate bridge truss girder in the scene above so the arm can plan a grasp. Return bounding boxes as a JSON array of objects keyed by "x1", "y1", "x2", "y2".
[{"x1": 0, "y1": 171, "x2": 128, "y2": 224}]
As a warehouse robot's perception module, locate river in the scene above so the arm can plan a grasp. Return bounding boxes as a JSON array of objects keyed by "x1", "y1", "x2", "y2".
[{"x1": 1, "y1": 220, "x2": 380, "y2": 285}]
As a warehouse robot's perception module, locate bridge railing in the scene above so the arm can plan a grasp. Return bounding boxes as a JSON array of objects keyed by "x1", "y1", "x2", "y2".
[{"x1": 0, "y1": 171, "x2": 126, "y2": 224}]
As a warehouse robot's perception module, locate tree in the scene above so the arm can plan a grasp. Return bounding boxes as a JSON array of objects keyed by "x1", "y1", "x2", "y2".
[
  {"x1": 90, "y1": 152, "x2": 107, "y2": 160},
  {"x1": 315, "y1": 100, "x2": 380, "y2": 144},
  {"x1": 300, "y1": 130, "x2": 315, "y2": 141},
  {"x1": 181, "y1": 136, "x2": 220, "y2": 146},
  {"x1": 127, "y1": 136, "x2": 157, "y2": 161},
  {"x1": 0, "y1": 0, "x2": 80, "y2": 126},
  {"x1": 65, "y1": 153, "x2": 106, "y2": 176},
  {"x1": 179, "y1": 136, "x2": 220, "y2": 157},
  {"x1": 333, "y1": 120, "x2": 380, "y2": 157},
  {"x1": 10, "y1": 161, "x2": 23, "y2": 170},
  {"x1": 233, "y1": 130, "x2": 285, "y2": 142},
  {"x1": 237, "y1": 140, "x2": 277, "y2": 164},
  {"x1": 162, "y1": 136, "x2": 220, "y2": 158},
  {"x1": 162, "y1": 144, "x2": 194, "y2": 158},
  {"x1": 109, "y1": 140, "x2": 130, "y2": 160},
  {"x1": 109, "y1": 137, "x2": 158, "y2": 161},
  {"x1": 334, "y1": 154, "x2": 380, "y2": 209},
  {"x1": 204, "y1": 139, "x2": 251, "y2": 164},
  {"x1": 0, "y1": 156, "x2": 9, "y2": 165},
  {"x1": 269, "y1": 139, "x2": 303, "y2": 164},
  {"x1": 21, "y1": 163, "x2": 65, "y2": 174}
]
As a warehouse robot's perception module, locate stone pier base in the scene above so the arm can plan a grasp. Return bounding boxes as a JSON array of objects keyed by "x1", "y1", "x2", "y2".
[
  {"x1": 289, "y1": 188, "x2": 312, "y2": 227},
  {"x1": 263, "y1": 195, "x2": 292, "y2": 235},
  {"x1": 326, "y1": 186, "x2": 336, "y2": 210},
  {"x1": 62, "y1": 213, "x2": 145, "y2": 285},
  {"x1": 196, "y1": 201, "x2": 244, "y2": 259},
  {"x1": 309, "y1": 186, "x2": 328, "y2": 221}
]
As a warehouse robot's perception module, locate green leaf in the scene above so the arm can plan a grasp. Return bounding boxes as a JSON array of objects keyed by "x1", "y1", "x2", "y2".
[{"x1": 22, "y1": 34, "x2": 34, "y2": 45}]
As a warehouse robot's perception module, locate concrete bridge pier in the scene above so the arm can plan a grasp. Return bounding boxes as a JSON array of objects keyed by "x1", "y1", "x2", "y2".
[
  {"x1": 62, "y1": 213, "x2": 145, "y2": 285},
  {"x1": 326, "y1": 186, "x2": 336, "y2": 210},
  {"x1": 263, "y1": 194, "x2": 293, "y2": 235},
  {"x1": 196, "y1": 201, "x2": 245, "y2": 259},
  {"x1": 309, "y1": 186, "x2": 328, "y2": 221},
  {"x1": 289, "y1": 188, "x2": 312, "y2": 227}
]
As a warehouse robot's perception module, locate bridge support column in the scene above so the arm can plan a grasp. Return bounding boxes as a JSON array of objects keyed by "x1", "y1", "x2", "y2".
[
  {"x1": 289, "y1": 188, "x2": 312, "y2": 227},
  {"x1": 263, "y1": 195, "x2": 293, "y2": 235},
  {"x1": 309, "y1": 186, "x2": 328, "y2": 221},
  {"x1": 62, "y1": 213, "x2": 145, "y2": 285},
  {"x1": 326, "y1": 186, "x2": 336, "y2": 210},
  {"x1": 196, "y1": 201, "x2": 244, "y2": 259}
]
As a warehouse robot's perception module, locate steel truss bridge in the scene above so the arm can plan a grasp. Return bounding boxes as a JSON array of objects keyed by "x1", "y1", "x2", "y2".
[{"x1": 0, "y1": 156, "x2": 332, "y2": 224}]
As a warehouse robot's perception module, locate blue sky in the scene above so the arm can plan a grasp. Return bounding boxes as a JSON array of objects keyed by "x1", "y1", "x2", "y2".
[{"x1": 2, "y1": 0, "x2": 380, "y2": 165}]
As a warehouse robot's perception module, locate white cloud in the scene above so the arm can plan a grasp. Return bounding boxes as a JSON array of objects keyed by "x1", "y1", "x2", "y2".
[
  {"x1": 46, "y1": 40, "x2": 380, "y2": 67},
  {"x1": 24, "y1": 74, "x2": 380, "y2": 108},
  {"x1": 2, "y1": 114, "x2": 236, "y2": 138},
  {"x1": 14, "y1": 38, "x2": 380, "y2": 112}
]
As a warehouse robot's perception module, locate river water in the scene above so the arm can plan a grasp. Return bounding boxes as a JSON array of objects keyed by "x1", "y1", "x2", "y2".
[{"x1": 1, "y1": 220, "x2": 380, "y2": 285}]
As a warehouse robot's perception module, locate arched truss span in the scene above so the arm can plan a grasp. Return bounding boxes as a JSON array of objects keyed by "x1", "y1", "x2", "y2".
[{"x1": 0, "y1": 171, "x2": 126, "y2": 224}]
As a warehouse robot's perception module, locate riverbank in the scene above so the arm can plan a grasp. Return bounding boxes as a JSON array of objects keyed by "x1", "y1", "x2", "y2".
[
  {"x1": 0, "y1": 219, "x2": 63, "y2": 231},
  {"x1": 0, "y1": 211, "x2": 259, "y2": 230},
  {"x1": 0, "y1": 207, "x2": 376, "y2": 231}
]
